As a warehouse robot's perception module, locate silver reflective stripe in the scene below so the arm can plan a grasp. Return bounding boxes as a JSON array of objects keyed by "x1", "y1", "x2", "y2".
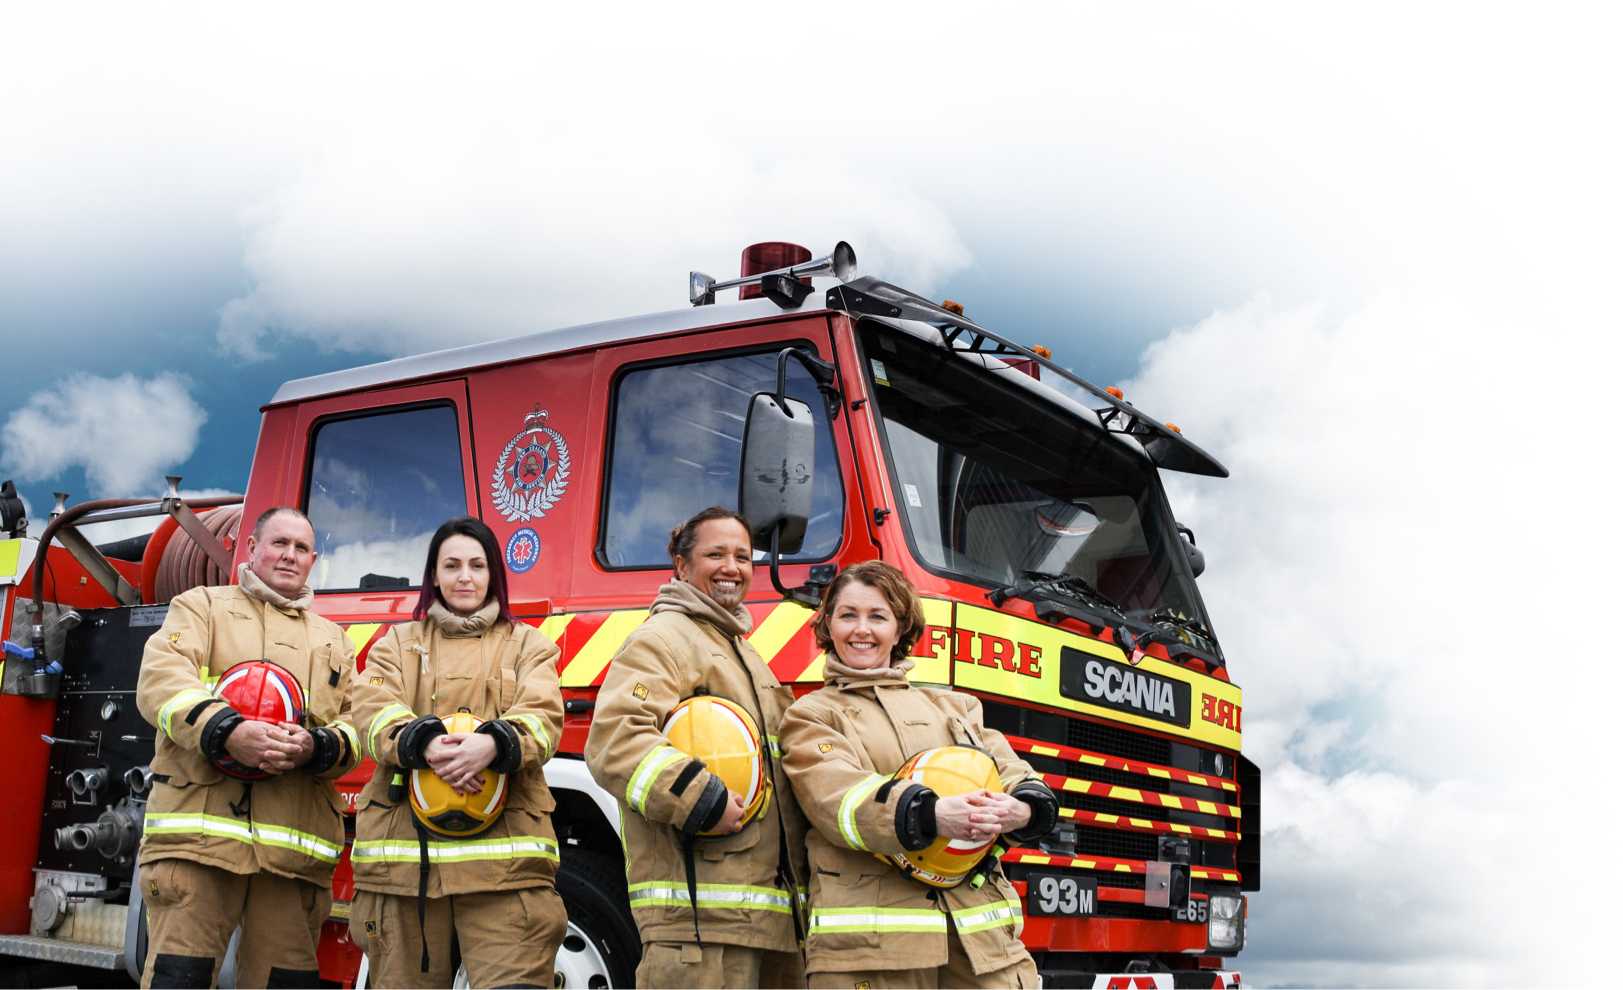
[
  {"x1": 351, "y1": 835, "x2": 560, "y2": 864},
  {"x1": 627, "y1": 883, "x2": 793, "y2": 913},
  {"x1": 157, "y1": 689, "x2": 215, "y2": 739},
  {"x1": 626, "y1": 746, "x2": 687, "y2": 815},
  {"x1": 951, "y1": 898, "x2": 1023, "y2": 933},
  {"x1": 837, "y1": 773, "x2": 888, "y2": 852},
  {"x1": 809, "y1": 908, "x2": 948, "y2": 933}
]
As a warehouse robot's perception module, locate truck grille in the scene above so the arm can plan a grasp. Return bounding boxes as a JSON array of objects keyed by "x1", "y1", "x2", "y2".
[{"x1": 981, "y1": 699, "x2": 1244, "y2": 894}]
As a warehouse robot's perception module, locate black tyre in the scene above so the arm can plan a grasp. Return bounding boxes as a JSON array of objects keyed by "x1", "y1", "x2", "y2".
[{"x1": 555, "y1": 848, "x2": 640, "y2": 989}]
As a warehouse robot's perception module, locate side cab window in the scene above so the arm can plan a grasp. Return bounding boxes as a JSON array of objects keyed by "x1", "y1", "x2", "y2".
[
  {"x1": 600, "y1": 347, "x2": 845, "y2": 568},
  {"x1": 303, "y1": 402, "x2": 468, "y2": 591}
]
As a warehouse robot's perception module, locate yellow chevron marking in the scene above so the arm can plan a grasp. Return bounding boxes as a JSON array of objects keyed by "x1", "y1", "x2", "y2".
[
  {"x1": 560, "y1": 610, "x2": 649, "y2": 687},
  {"x1": 748, "y1": 602, "x2": 813, "y2": 661},
  {"x1": 1170, "y1": 824, "x2": 1192, "y2": 834},
  {"x1": 796, "y1": 653, "x2": 827, "y2": 683},
  {"x1": 1197, "y1": 800, "x2": 1219, "y2": 815},
  {"x1": 539, "y1": 614, "x2": 573, "y2": 642},
  {"x1": 1077, "y1": 753, "x2": 1105, "y2": 767},
  {"x1": 1096, "y1": 813, "x2": 1118, "y2": 824},
  {"x1": 1115, "y1": 864, "x2": 1131, "y2": 872},
  {"x1": 345, "y1": 623, "x2": 382, "y2": 655},
  {"x1": 1159, "y1": 794, "x2": 1181, "y2": 808},
  {"x1": 1109, "y1": 786, "x2": 1144, "y2": 802},
  {"x1": 1129, "y1": 818, "x2": 1151, "y2": 828},
  {"x1": 1031, "y1": 745, "x2": 1060, "y2": 757},
  {"x1": 1019, "y1": 854, "x2": 1050, "y2": 864},
  {"x1": 1147, "y1": 768, "x2": 1172, "y2": 779},
  {"x1": 1188, "y1": 774, "x2": 1210, "y2": 786}
]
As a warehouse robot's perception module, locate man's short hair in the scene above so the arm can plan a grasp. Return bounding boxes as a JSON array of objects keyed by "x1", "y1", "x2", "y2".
[{"x1": 251, "y1": 506, "x2": 313, "y2": 541}]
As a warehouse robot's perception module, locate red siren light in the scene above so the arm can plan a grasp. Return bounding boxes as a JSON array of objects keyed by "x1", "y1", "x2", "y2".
[{"x1": 739, "y1": 242, "x2": 812, "y2": 300}]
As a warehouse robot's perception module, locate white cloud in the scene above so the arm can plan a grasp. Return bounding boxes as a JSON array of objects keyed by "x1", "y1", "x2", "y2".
[
  {"x1": 0, "y1": 373, "x2": 208, "y2": 499},
  {"x1": 216, "y1": 102, "x2": 970, "y2": 361},
  {"x1": 1120, "y1": 291, "x2": 1616, "y2": 986}
]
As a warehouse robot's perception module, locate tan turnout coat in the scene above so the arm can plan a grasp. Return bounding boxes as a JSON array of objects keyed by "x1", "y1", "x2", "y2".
[
  {"x1": 136, "y1": 584, "x2": 361, "y2": 886},
  {"x1": 350, "y1": 616, "x2": 564, "y2": 896},
  {"x1": 584, "y1": 600, "x2": 809, "y2": 951},
  {"x1": 780, "y1": 681, "x2": 1039, "y2": 975}
]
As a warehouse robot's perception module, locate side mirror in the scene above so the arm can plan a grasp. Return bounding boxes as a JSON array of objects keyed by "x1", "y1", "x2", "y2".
[
  {"x1": 1177, "y1": 524, "x2": 1206, "y2": 578},
  {"x1": 738, "y1": 393, "x2": 815, "y2": 555}
]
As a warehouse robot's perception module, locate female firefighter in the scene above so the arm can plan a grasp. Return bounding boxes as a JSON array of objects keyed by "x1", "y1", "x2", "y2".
[
  {"x1": 780, "y1": 560, "x2": 1060, "y2": 989},
  {"x1": 348, "y1": 515, "x2": 566, "y2": 988},
  {"x1": 585, "y1": 506, "x2": 809, "y2": 990}
]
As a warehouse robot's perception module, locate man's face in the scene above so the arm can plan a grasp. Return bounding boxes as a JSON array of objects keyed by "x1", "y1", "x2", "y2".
[{"x1": 245, "y1": 513, "x2": 318, "y2": 598}]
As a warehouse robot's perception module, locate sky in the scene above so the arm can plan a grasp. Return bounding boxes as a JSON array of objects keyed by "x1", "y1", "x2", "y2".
[{"x1": 2, "y1": 3, "x2": 1619, "y2": 985}]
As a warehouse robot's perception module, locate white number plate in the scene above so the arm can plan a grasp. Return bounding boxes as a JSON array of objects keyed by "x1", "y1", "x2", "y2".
[
  {"x1": 1172, "y1": 896, "x2": 1209, "y2": 924},
  {"x1": 1025, "y1": 871, "x2": 1097, "y2": 916}
]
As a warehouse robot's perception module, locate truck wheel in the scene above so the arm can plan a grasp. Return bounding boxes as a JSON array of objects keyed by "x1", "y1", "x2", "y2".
[{"x1": 555, "y1": 848, "x2": 639, "y2": 989}]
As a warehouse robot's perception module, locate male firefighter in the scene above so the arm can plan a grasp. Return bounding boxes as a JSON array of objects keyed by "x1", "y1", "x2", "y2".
[{"x1": 135, "y1": 506, "x2": 361, "y2": 989}]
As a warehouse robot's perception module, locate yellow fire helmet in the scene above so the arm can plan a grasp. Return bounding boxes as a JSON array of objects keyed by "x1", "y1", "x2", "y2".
[
  {"x1": 410, "y1": 712, "x2": 508, "y2": 838},
  {"x1": 662, "y1": 696, "x2": 771, "y2": 836},
  {"x1": 882, "y1": 745, "x2": 1004, "y2": 888}
]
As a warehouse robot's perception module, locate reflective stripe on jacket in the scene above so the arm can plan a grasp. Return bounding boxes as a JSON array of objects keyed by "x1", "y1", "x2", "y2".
[
  {"x1": 135, "y1": 585, "x2": 360, "y2": 885},
  {"x1": 584, "y1": 608, "x2": 809, "y2": 952},
  {"x1": 780, "y1": 682, "x2": 1043, "y2": 976},
  {"x1": 350, "y1": 618, "x2": 564, "y2": 897}
]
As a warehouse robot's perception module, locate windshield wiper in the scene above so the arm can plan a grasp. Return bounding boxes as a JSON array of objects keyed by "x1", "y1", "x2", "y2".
[{"x1": 986, "y1": 570, "x2": 1126, "y2": 617}]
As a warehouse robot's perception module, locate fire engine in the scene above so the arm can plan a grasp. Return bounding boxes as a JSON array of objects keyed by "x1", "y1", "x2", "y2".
[{"x1": 0, "y1": 241, "x2": 1258, "y2": 988}]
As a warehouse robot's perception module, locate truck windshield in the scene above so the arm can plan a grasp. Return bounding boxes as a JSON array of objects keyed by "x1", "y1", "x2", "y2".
[{"x1": 860, "y1": 322, "x2": 1209, "y2": 632}]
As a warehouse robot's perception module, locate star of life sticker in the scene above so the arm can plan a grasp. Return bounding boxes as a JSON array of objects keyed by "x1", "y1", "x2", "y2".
[{"x1": 491, "y1": 405, "x2": 572, "y2": 523}]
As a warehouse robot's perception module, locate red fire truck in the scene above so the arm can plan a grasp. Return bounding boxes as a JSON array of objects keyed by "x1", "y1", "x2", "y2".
[{"x1": 0, "y1": 241, "x2": 1256, "y2": 988}]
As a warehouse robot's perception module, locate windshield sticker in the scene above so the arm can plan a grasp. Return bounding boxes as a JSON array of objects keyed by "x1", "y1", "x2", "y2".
[
  {"x1": 491, "y1": 405, "x2": 572, "y2": 523},
  {"x1": 870, "y1": 359, "x2": 890, "y2": 386},
  {"x1": 904, "y1": 484, "x2": 922, "y2": 507}
]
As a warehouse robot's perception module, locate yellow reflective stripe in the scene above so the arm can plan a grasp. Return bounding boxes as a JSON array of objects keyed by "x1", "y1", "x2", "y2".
[
  {"x1": 329, "y1": 720, "x2": 360, "y2": 762},
  {"x1": 507, "y1": 714, "x2": 551, "y2": 758},
  {"x1": 158, "y1": 689, "x2": 216, "y2": 740},
  {"x1": 951, "y1": 898, "x2": 1023, "y2": 933},
  {"x1": 766, "y1": 734, "x2": 781, "y2": 760},
  {"x1": 810, "y1": 907, "x2": 949, "y2": 933},
  {"x1": 198, "y1": 665, "x2": 219, "y2": 688},
  {"x1": 838, "y1": 773, "x2": 889, "y2": 852},
  {"x1": 367, "y1": 703, "x2": 415, "y2": 761},
  {"x1": 351, "y1": 835, "x2": 559, "y2": 864},
  {"x1": 626, "y1": 746, "x2": 688, "y2": 815},
  {"x1": 627, "y1": 882, "x2": 793, "y2": 913},
  {"x1": 142, "y1": 813, "x2": 341, "y2": 863}
]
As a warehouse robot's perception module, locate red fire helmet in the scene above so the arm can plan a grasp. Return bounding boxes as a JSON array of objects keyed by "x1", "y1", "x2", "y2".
[{"x1": 210, "y1": 660, "x2": 307, "y2": 780}]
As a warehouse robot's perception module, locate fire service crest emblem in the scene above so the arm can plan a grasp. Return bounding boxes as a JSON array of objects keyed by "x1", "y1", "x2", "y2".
[{"x1": 491, "y1": 405, "x2": 572, "y2": 523}]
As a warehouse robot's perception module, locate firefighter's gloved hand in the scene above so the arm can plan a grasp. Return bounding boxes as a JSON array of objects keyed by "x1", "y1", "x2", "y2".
[{"x1": 225, "y1": 720, "x2": 302, "y2": 774}]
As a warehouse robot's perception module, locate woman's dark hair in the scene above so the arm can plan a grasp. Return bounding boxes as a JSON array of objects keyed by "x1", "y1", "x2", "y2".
[
  {"x1": 413, "y1": 516, "x2": 517, "y2": 625},
  {"x1": 811, "y1": 560, "x2": 927, "y2": 666},
  {"x1": 666, "y1": 506, "x2": 753, "y2": 569}
]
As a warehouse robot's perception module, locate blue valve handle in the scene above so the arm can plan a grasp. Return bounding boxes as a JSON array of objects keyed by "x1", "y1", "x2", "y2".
[{"x1": 3, "y1": 640, "x2": 59, "y2": 675}]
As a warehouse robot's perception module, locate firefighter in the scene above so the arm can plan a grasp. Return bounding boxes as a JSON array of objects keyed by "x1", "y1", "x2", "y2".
[
  {"x1": 135, "y1": 506, "x2": 362, "y2": 989},
  {"x1": 348, "y1": 515, "x2": 566, "y2": 989},
  {"x1": 780, "y1": 561, "x2": 1060, "y2": 989},
  {"x1": 585, "y1": 506, "x2": 809, "y2": 990}
]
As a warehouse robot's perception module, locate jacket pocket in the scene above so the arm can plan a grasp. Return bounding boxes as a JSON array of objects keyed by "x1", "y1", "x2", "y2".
[
  {"x1": 308, "y1": 651, "x2": 348, "y2": 724},
  {"x1": 151, "y1": 752, "x2": 223, "y2": 788},
  {"x1": 499, "y1": 667, "x2": 518, "y2": 710},
  {"x1": 695, "y1": 817, "x2": 761, "y2": 861},
  {"x1": 808, "y1": 868, "x2": 886, "y2": 951}
]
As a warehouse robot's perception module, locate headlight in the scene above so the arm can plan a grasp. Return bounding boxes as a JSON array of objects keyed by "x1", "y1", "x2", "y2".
[{"x1": 1207, "y1": 893, "x2": 1246, "y2": 952}]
